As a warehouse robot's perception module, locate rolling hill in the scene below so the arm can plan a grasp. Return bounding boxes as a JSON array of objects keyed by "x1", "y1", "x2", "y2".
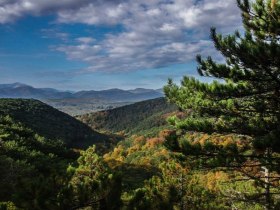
[
  {"x1": 77, "y1": 97, "x2": 179, "y2": 136},
  {"x1": 0, "y1": 98, "x2": 113, "y2": 149}
]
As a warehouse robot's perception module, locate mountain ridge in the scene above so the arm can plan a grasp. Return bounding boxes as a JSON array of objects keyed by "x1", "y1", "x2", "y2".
[{"x1": 0, "y1": 83, "x2": 163, "y2": 102}]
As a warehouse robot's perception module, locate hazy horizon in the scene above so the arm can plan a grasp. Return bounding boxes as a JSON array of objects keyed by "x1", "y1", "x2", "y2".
[{"x1": 0, "y1": 81, "x2": 165, "y2": 92}]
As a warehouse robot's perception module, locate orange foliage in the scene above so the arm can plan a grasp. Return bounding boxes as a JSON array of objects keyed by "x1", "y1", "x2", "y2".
[
  {"x1": 133, "y1": 135, "x2": 146, "y2": 145},
  {"x1": 158, "y1": 129, "x2": 176, "y2": 139},
  {"x1": 198, "y1": 134, "x2": 209, "y2": 145},
  {"x1": 185, "y1": 132, "x2": 252, "y2": 151},
  {"x1": 145, "y1": 137, "x2": 165, "y2": 148},
  {"x1": 162, "y1": 111, "x2": 187, "y2": 119}
]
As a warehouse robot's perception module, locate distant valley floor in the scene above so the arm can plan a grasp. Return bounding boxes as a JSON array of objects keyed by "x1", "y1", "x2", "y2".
[{"x1": 42, "y1": 98, "x2": 134, "y2": 116}]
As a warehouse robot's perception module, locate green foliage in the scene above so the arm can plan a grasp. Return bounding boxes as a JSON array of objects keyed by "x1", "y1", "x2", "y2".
[
  {"x1": 0, "y1": 99, "x2": 121, "y2": 209},
  {"x1": 77, "y1": 98, "x2": 177, "y2": 136},
  {"x1": 62, "y1": 146, "x2": 122, "y2": 210},
  {"x1": 1, "y1": 97, "x2": 278, "y2": 209},
  {"x1": 164, "y1": 0, "x2": 280, "y2": 209},
  {"x1": 0, "y1": 202, "x2": 18, "y2": 210},
  {"x1": 0, "y1": 99, "x2": 110, "y2": 149},
  {"x1": 0, "y1": 114, "x2": 75, "y2": 209},
  {"x1": 0, "y1": 113, "x2": 123, "y2": 209},
  {"x1": 164, "y1": 0, "x2": 280, "y2": 150},
  {"x1": 2, "y1": 1, "x2": 280, "y2": 209}
]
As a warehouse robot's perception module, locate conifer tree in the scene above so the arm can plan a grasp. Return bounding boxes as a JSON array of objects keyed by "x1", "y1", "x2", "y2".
[{"x1": 164, "y1": 0, "x2": 280, "y2": 209}]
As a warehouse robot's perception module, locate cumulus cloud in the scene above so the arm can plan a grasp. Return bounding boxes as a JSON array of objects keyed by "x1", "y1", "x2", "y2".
[
  {"x1": 0, "y1": 0, "x2": 242, "y2": 72},
  {"x1": 56, "y1": 0, "x2": 241, "y2": 72},
  {"x1": 57, "y1": 39, "x2": 215, "y2": 72},
  {"x1": 0, "y1": 0, "x2": 91, "y2": 23},
  {"x1": 57, "y1": 0, "x2": 127, "y2": 25}
]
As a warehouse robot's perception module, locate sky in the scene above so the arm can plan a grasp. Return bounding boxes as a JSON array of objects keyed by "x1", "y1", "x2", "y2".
[{"x1": 0, "y1": 0, "x2": 242, "y2": 91}]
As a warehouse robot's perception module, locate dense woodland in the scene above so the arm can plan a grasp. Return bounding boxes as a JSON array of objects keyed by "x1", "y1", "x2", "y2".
[
  {"x1": 0, "y1": 0, "x2": 280, "y2": 209},
  {"x1": 77, "y1": 98, "x2": 178, "y2": 136},
  {"x1": 0, "y1": 99, "x2": 114, "y2": 149}
]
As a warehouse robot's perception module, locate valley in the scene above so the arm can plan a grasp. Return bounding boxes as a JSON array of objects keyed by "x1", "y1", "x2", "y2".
[
  {"x1": 0, "y1": 83, "x2": 164, "y2": 115},
  {"x1": 42, "y1": 98, "x2": 132, "y2": 116}
]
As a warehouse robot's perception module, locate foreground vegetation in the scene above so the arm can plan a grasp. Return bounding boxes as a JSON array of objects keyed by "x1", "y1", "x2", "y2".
[{"x1": 3, "y1": 112, "x2": 277, "y2": 209}]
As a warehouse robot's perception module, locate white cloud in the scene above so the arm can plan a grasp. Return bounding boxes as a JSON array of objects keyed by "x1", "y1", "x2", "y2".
[
  {"x1": 0, "y1": 0, "x2": 242, "y2": 72},
  {"x1": 57, "y1": 2, "x2": 127, "y2": 25},
  {"x1": 55, "y1": 0, "x2": 240, "y2": 72},
  {"x1": 0, "y1": 0, "x2": 91, "y2": 23}
]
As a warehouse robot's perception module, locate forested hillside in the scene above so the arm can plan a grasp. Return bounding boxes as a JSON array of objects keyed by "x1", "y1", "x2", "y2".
[
  {"x1": 0, "y1": 99, "x2": 112, "y2": 149},
  {"x1": 0, "y1": 113, "x2": 76, "y2": 209},
  {"x1": 0, "y1": 99, "x2": 121, "y2": 209},
  {"x1": 77, "y1": 97, "x2": 179, "y2": 136},
  {"x1": 2, "y1": 112, "x2": 278, "y2": 209}
]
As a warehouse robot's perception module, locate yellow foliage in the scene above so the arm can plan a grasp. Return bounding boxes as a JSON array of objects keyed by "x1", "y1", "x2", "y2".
[
  {"x1": 127, "y1": 144, "x2": 141, "y2": 155},
  {"x1": 116, "y1": 156, "x2": 125, "y2": 162},
  {"x1": 197, "y1": 134, "x2": 209, "y2": 145},
  {"x1": 271, "y1": 0, "x2": 276, "y2": 9},
  {"x1": 205, "y1": 171, "x2": 229, "y2": 192},
  {"x1": 221, "y1": 136, "x2": 234, "y2": 147}
]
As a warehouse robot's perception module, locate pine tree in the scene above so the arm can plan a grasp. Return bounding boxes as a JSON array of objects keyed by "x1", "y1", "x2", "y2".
[{"x1": 164, "y1": 0, "x2": 280, "y2": 209}]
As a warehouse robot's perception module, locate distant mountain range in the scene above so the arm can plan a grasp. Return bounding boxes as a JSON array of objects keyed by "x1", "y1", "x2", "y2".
[
  {"x1": 0, "y1": 83, "x2": 73, "y2": 99},
  {"x1": 0, "y1": 83, "x2": 163, "y2": 102}
]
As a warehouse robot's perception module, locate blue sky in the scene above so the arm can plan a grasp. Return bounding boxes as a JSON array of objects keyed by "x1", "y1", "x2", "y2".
[{"x1": 0, "y1": 0, "x2": 241, "y2": 91}]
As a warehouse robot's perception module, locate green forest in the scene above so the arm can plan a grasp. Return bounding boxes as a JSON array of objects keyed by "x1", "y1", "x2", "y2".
[{"x1": 0, "y1": 0, "x2": 280, "y2": 209}]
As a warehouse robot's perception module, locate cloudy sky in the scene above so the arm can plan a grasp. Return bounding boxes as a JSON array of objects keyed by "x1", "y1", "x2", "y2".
[{"x1": 0, "y1": 0, "x2": 242, "y2": 90}]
